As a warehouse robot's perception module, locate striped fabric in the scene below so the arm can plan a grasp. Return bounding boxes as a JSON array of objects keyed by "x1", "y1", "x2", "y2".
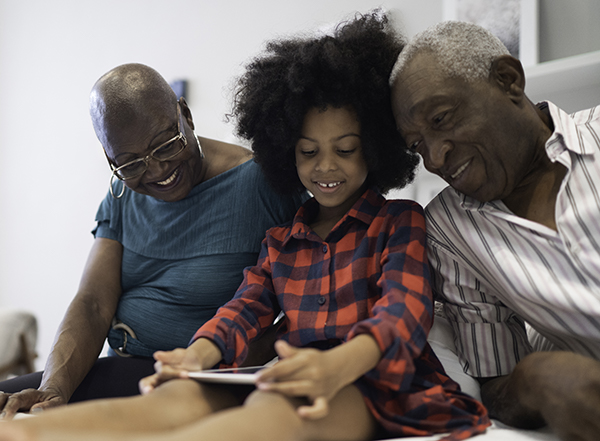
[
  {"x1": 426, "y1": 102, "x2": 600, "y2": 378},
  {"x1": 195, "y1": 187, "x2": 489, "y2": 439}
]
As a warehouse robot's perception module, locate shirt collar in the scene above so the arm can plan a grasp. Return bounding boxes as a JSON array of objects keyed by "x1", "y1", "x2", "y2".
[
  {"x1": 286, "y1": 186, "x2": 385, "y2": 243},
  {"x1": 544, "y1": 100, "x2": 597, "y2": 157}
]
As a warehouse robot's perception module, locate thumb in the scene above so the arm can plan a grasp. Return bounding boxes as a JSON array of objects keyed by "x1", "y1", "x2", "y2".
[{"x1": 274, "y1": 340, "x2": 298, "y2": 359}]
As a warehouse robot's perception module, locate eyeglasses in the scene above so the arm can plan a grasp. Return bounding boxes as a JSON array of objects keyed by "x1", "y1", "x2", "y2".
[{"x1": 107, "y1": 104, "x2": 188, "y2": 198}]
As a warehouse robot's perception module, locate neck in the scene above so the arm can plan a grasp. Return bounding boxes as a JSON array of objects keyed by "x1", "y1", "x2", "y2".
[
  {"x1": 502, "y1": 149, "x2": 566, "y2": 231},
  {"x1": 310, "y1": 185, "x2": 367, "y2": 240},
  {"x1": 502, "y1": 100, "x2": 563, "y2": 229}
]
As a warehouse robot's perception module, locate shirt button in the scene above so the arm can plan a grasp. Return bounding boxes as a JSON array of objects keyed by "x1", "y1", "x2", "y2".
[
  {"x1": 322, "y1": 245, "x2": 328, "y2": 253},
  {"x1": 318, "y1": 296, "x2": 326, "y2": 305}
]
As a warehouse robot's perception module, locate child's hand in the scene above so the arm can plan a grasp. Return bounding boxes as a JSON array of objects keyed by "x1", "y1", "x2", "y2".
[
  {"x1": 139, "y1": 347, "x2": 202, "y2": 394},
  {"x1": 139, "y1": 339, "x2": 222, "y2": 395},
  {"x1": 255, "y1": 340, "x2": 344, "y2": 420}
]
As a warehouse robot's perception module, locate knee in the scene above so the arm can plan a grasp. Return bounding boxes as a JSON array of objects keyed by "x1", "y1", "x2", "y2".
[
  {"x1": 150, "y1": 379, "x2": 238, "y2": 422},
  {"x1": 245, "y1": 389, "x2": 299, "y2": 408},
  {"x1": 244, "y1": 390, "x2": 303, "y2": 427}
]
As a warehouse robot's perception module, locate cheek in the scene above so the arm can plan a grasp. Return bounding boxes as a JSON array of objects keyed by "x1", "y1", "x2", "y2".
[
  {"x1": 295, "y1": 161, "x2": 313, "y2": 184},
  {"x1": 354, "y1": 160, "x2": 369, "y2": 184}
]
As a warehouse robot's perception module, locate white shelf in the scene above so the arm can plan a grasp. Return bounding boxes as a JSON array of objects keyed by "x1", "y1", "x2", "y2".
[{"x1": 524, "y1": 50, "x2": 600, "y2": 112}]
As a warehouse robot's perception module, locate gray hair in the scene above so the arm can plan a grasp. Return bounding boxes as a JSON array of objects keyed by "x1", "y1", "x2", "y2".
[{"x1": 389, "y1": 21, "x2": 509, "y2": 85}]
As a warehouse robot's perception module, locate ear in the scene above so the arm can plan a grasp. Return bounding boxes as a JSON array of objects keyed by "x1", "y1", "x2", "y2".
[
  {"x1": 178, "y1": 96, "x2": 195, "y2": 130},
  {"x1": 490, "y1": 55, "x2": 526, "y2": 103}
]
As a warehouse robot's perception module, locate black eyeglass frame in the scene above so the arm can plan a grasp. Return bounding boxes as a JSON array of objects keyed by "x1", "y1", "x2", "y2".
[{"x1": 105, "y1": 104, "x2": 188, "y2": 198}]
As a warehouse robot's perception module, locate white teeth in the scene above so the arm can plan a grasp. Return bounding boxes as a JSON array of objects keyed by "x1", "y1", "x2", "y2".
[
  {"x1": 451, "y1": 161, "x2": 470, "y2": 179},
  {"x1": 318, "y1": 182, "x2": 341, "y2": 188},
  {"x1": 157, "y1": 169, "x2": 178, "y2": 185}
]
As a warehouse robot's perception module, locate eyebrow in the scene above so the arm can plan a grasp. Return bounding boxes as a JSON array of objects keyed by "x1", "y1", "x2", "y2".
[
  {"x1": 113, "y1": 125, "x2": 178, "y2": 164},
  {"x1": 298, "y1": 133, "x2": 361, "y2": 143},
  {"x1": 408, "y1": 95, "x2": 454, "y2": 119}
]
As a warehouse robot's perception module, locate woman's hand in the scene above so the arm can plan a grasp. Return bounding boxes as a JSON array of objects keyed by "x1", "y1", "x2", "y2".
[
  {"x1": 255, "y1": 340, "x2": 348, "y2": 419},
  {"x1": 0, "y1": 387, "x2": 67, "y2": 420},
  {"x1": 139, "y1": 338, "x2": 222, "y2": 395}
]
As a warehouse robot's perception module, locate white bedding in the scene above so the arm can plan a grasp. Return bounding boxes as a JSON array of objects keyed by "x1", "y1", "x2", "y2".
[{"x1": 388, "y1": 421, "x2": 559, "y2": 441}]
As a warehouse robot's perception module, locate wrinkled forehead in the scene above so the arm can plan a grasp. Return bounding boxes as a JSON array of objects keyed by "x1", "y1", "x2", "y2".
[
  {"x1": 390, "y1": 53, "x2": 447, "y2": 124},
  {"x1": 102, "y1": 107, "x2": 176, "y2": 158}
]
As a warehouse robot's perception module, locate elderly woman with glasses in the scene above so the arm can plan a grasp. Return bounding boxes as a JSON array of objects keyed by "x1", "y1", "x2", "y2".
[{"x1": 0, "y1": 63, "x2": 305, "y2": 419}]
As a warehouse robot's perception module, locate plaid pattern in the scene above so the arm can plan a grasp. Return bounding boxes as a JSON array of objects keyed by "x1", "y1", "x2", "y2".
[{"x1": 194, "y1": 188, "x2": 489, "y2": 439}]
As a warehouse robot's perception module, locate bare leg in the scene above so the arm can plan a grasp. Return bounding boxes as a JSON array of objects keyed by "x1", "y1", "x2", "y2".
[
  {"x1": 194, "y1": 384, "x2": 377, "y2": 441},
  {"x1": 0, "y1": 384, "x2": 376, "y2": 441},
  {"x1": 0, "y1": 379, "x2": 240, "y2": 439}
]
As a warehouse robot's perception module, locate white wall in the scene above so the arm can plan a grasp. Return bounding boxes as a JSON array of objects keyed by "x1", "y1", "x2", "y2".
[{"x1": 0, "y1": 0, "x2": 443, "y2": 369}]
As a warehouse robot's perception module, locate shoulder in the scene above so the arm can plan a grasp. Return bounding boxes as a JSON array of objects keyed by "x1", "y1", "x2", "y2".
[
  {"x1": 380, "y1": 198, "x2": 425, "y2": 223},
  {"x1": 366, "y1": 198, "x2": 428, "y2": 240},
  {"x1": 263, "y1": 223, "x2": 294, "y2": 248},
  {"x1": 199, "y1": 136, "x2": 254, "y2": 177},
  {"x1": 424, "y1": 187, "x2": 473, "y2": 233},
  {"x1": 569, "y1": 104, "x2": 600, "y2": 125},
  {"x1": 423, "y1": 187, "x2": 478, "y2": 254},
  {"x1": 425, "y1": 186, "x2": 464, "y2": 216}
]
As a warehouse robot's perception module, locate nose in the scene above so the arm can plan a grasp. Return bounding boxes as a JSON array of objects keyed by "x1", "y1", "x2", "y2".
[
  {"x1": 314, "y1": 150, "x2": 338, "y2": 172},
  {"x1": 144, "y1": 156, "x2": 170, "y2": 179},
  {"x1": 421, "y1": 137, "x2": 453, "y2": 173}
]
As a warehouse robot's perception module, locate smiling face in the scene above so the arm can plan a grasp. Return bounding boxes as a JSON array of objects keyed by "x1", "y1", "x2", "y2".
[
  {"x1": 295, "y1": 106, "x2": 369, "y2": 221},
  {"x1": 103, "y1": 101, "x2": 204, "y2": 202},
  {"x1": 391, "y1": 52, "x2": 537, "y2": 203}
]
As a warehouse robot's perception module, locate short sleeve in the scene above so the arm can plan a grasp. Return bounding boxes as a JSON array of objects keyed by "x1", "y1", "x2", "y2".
[{"x1": 92, "y1": 190, "x2": 122, "y2": 242}]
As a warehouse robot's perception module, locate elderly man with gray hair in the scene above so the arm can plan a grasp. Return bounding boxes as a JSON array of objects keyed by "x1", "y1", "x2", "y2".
[{"x1": 390, "y1": 20, "x2": 600, "y2": 441}]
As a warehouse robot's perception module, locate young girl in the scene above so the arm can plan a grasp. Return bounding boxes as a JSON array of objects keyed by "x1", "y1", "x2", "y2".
[{"x1": 1, "y1": 11, "x2": 488, "y2": 441}]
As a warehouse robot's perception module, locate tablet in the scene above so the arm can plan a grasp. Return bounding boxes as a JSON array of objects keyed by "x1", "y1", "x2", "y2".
[{"x1": 187, "y1": 366, "x2": 265, "y2": 384}]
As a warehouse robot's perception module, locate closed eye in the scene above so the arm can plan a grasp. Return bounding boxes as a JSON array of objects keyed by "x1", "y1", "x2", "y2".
[
  {"x1": 433, "y1": 112, "x2": 447, "y2": 125},
  {"x1": 300, "y1": 149, "x2": 317, "y2": 156},
  {"x1": 337, "y1": 148, "x2": 356, "y2": 155},
  {"x1": 408, "y1": 140, "x2": 421, "y2": 151}
]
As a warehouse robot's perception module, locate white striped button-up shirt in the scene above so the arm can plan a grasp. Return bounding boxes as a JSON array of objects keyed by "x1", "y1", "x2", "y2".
[{"x1": 426, "y1": 102, "x2": 600, "y2": 378}]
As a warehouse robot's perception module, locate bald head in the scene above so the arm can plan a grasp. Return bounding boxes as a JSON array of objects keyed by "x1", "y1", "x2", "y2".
[
  {"x1": 90, "y1": 63, "x2": 178, "y2": 148},
  {"x1": 390, "y1": 21, "x2": 510, "y2": 86}
]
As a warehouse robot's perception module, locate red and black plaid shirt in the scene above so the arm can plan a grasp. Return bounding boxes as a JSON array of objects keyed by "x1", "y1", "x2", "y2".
[{"x1": 194, "y1": 188, "x2": 489, "y2": 439}]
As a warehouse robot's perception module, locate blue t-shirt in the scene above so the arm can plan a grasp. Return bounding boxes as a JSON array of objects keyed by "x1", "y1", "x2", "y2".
[{"x1": 93, "y1": 160, "x2": 306, "y2": 357}]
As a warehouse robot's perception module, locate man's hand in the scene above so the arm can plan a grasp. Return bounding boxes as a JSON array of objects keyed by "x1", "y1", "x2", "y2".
[
  {"x1": 481, "y1": 351, "x2": 600, "y2": 441},
  {"x1": 0, "y1": 387, "x2": 67, "y2": 420},
  {"x1": 256, "y1": 340, "x2": 344, "y2": 419}
]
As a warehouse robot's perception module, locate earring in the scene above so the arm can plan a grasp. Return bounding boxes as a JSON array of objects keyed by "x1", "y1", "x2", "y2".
[
  {"x1": 109, "y1": 174, "x2": 126, "y2": 199},
  {"x1": 194, "y1": 132, "x2": 205, "y2": 158}
]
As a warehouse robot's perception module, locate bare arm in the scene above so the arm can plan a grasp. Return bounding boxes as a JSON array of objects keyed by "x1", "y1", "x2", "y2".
[
  {"x1": 0, "y1": 238, "x2": 123, "y2": 418},
  {"x1": 479, "y1": 351, "x2": 600, "y2": 440}
]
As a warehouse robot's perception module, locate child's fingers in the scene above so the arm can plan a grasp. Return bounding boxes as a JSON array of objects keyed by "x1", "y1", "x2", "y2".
[
  {"x1": 257, "y1": 355, "x2": 307, "y2": 383},
  {"x1": 274, "y1": 340, "x2": 298, "y2": 359},
  {"x1": 257, "y1": 379, "x2": 312, "y2": 396},
  {"x1": 297, "y1": 396, "x2": 329, "y2": 420},
  {"x1": 258, "y1": 343, "x2": 311, "y2": 381},
  {"x1": 139, "y1": 373, "x2": 160, "y2": 395},
  {"x1": 153, "y1": 348, "x2": 201, "y2": 372},
  {"x1": 153, "y1": 348, "x2": 186, "y2": 365}
]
